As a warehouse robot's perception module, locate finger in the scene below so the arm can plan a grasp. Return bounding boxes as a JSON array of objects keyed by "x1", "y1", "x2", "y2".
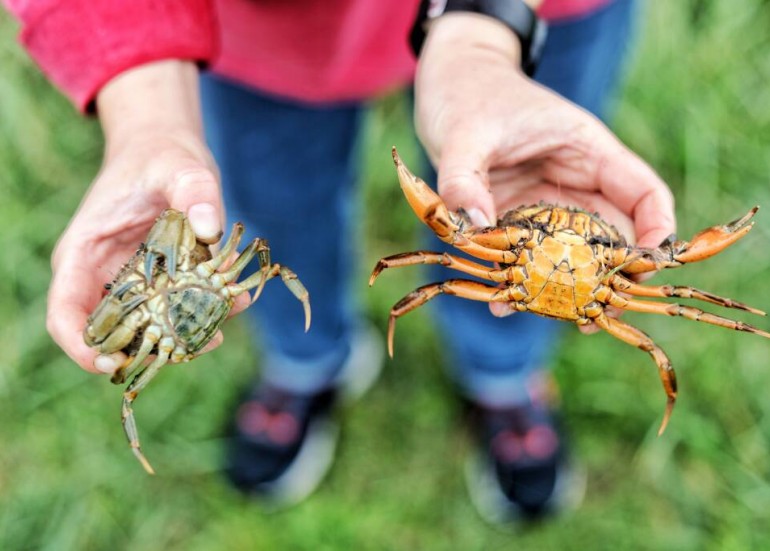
[
  {"x1": 48, "y1": 236, "x2": 128, "y2": 374},
  {"x1": 604, "y1": 305, "x2": 625, "y2": 319},
  {"x1": 167, "y1": 167, "x2": 224, "y2": 244},
  {"x1": 579, "y1": 323, "x2": 601, "y2": 335},
  {"x1": 579, "y1": 304, "x2": 624, "y2": 335},
  {"x1": 200, "y1": 330, "x2": 224, "y2": 354},
  {"x1": 436, "y1": 134, "x2": 497, "y2": 226},
  {"x1": 46, "y1": 274, "x2": 101, "y2": 373},
  {"x1": 229, "y1": 292, "x2": 252, "y2": 317},
  {"x1": 94, "y1": 352, "x2": 128, "y2": 376},
  {"x1": 595, "y1": 143, "x2": 676, "y2": 249},
  {"x1": 489, "y1": 302, "x2": 516, "y2": 317}
]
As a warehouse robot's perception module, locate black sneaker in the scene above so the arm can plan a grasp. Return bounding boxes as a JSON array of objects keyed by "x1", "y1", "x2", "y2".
[
  {"x1": 225, "y1": 384, "x2": 339, "y2": 505},
  {"x1": 224, "y1": 323, "x2": 384, "y2": 505},
  {"x1": 464, "y1": 394, "x2": 585, "y2": 524}
]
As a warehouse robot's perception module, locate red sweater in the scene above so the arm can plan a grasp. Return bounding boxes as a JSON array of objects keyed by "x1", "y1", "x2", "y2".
[{"x1": 5, "y1": 0, "x2": 611, "y2": 112}]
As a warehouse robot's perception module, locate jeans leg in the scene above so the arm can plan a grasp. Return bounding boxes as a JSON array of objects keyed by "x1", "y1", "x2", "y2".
[
  {"x1": 200, "y1": 75, "x2": 364, "y2": 394},
  {"x1": 429, "y1": 0, "x2": 638, "y2": 406}
]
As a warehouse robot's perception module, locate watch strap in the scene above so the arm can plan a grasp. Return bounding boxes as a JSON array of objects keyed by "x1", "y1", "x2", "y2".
[{"x1": 409, "y1": 0, "x2": 548, "y2": 77}]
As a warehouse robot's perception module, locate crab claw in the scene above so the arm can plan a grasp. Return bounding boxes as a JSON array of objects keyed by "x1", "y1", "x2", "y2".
[
  {"x1": 617, "y1": 207, "x2": 760, "y2": 274},
  {"x1": 672, "y1": 206, "x2": 759, "y2": 264},
  {"x1": 83, "y1": 280, "x2": 146, "y2": 347},
  {"x1": 143, "y1": 209, "x2": 197, "y2": 283},
  {"x1": 392, "y1": 147, "x2": 462, "y2": 243}
]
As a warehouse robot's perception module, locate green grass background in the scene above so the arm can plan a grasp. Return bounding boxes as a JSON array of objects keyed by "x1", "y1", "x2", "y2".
[{"x1": 2, "y1": 1, "x2": 770, "y2": 549}]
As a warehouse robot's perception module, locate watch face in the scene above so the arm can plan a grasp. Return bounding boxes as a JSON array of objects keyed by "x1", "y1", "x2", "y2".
[{"x1": 427, "y1": 0, "x2": 449, "y2": 18}]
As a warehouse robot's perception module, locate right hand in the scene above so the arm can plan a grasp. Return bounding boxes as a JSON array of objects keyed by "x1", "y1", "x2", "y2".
[
  {"x1": 47, "y1": 60, "x2": 225, "y2": 375},
  {"x1": 413, "y1": 13, "x2": 675, "y2": 331}
]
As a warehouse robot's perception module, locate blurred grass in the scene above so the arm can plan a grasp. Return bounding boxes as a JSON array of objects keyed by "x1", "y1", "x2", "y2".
[{"x1": 2, "y1": 1, "x2": 770, "y2": 549}]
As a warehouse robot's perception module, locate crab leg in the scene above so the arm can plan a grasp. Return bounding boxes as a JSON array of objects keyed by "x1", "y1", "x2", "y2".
[
  {"x1": 613, "y1": 207, "x2": 758, "y2": 274},
  {"x1": 96, "y1": 307, "x2": 149, "y2": 353},
  {"x1": 227, "y1": 264, "x2": 312, "y2": 331},
  {"x1": 609, "y1": 274, "x2": 766, "y2": 315},
  {"x1": 592, "y1": 314, "x2": 677, "y2": 435},
  {"x1": 121, "y1": 336, "x2": 174, "y2": 474},
  {"x1": 212, "y1": 237, "x2": 265, "y2": 286},
  {"x1": 369, "y1": 251, "x2": 528, "y2": 285},
  {"x1": 385, "y1": 279, "x2": 511, "y2": 357},
  {"x1": 96, "y1": 316, "x2": 140, "y2": 353},
  {"x1": 196, "y1": 222, "x2": 245, "y2": 277},
  {"x1": 392, "y1": 148, "x2": 524, "y2": 264},
  {"x1": 463, "y1": 226, "x2": 533, "y2": 254},
  {"x1": 606, "y1": 292, "x2": 770, "y2": 338},
  {"x1": 110, "y1": 325, "x2": 162, "y2": 385}
]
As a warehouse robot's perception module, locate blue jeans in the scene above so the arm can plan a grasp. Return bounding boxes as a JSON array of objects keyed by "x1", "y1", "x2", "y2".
[{"x1": 200, "y1": 0, "x2": 636, "y2": 402}]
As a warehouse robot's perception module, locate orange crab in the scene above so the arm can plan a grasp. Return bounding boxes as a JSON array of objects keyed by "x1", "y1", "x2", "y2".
[{"x1": 370, "y1": 148, "x2": 770, "y2": 433}]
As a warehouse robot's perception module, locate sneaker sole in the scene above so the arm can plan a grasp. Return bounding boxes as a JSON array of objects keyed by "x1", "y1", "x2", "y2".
[
  {"x1": 334, "y1": 322, "x2": 385, "y2": 404},
  {"x1": 464, "y1": 451, "x2": 587, "y2": 526},
  {"x1": 252, "y1": 415, "x2": 340, "y2": 508}
]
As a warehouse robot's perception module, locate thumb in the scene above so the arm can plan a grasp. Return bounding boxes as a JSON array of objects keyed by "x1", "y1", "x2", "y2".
[
  {"x1": 167, "y1": 166, "x2": 224, "y2": 244},
  {"x1": 436, "y1": 138, "x2": 496, "y2": 227}
]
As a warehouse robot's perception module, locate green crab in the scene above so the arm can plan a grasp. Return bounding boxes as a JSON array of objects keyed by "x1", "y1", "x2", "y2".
[{"x1": 84, "y1": 209, "x2": 311, "y2": 473}]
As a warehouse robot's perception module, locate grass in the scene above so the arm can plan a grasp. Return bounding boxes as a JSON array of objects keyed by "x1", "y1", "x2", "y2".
[{"x1": 2, "y1": 1, "x2": 770, "y2": 549}]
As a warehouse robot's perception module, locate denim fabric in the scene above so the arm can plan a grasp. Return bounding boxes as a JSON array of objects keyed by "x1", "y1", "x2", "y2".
[
  {"x1": 199, "y1": 0, "x2": 636, "y2": 400},
  {"x1": 200, "y1": 81, "x2": 364, "y2": 393}
]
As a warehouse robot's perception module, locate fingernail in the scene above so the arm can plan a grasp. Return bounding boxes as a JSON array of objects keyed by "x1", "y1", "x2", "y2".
[
  {"x1": 94, "y1": 352, "x2": 124, "y2": 374},
  {"x1": 188, "y1": 203, "x2": 222, "y2": 243},
  {"x1": 468, "y1": 208, "x2": 492, "y2": 227}
]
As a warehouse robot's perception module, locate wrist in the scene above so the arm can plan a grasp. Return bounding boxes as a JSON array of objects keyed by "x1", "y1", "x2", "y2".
[
  {"x1": 423, "y1": 12, "x2": 523, "y2": 64},
  {"x1": 96, "y1": 60, "x2": 204, "y2": 156},
  {"x1": 412, "y1": 0, "x2": 547, "y2": 75}
]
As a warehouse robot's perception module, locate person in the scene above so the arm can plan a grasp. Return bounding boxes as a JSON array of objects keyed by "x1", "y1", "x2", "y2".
[{"x1": 7, "y1": 0, "x2": 675, "y2": 522}]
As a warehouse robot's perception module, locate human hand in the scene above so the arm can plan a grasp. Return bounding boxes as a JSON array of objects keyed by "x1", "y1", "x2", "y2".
[
  {"x1": 413, "y1": 13, "x2": 676, "y2": 325},
  {"x1": 47, "y1": 60, "x2": 230, "y2": 375}
]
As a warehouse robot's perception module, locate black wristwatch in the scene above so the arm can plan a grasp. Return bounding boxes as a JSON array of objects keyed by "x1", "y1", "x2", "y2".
[{"x1": 409, "y1": 0, "x2": 548, "y2": 77}]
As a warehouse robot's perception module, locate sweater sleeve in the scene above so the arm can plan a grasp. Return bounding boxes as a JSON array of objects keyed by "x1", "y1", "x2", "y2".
[{"x1": 4, "y1": 0, "x2": 218, "y2": 112}]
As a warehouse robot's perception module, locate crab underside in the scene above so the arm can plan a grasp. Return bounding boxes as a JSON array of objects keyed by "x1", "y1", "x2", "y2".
[{"x1": 84, "y1": 209, "x2": 311, "y2": 473}]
